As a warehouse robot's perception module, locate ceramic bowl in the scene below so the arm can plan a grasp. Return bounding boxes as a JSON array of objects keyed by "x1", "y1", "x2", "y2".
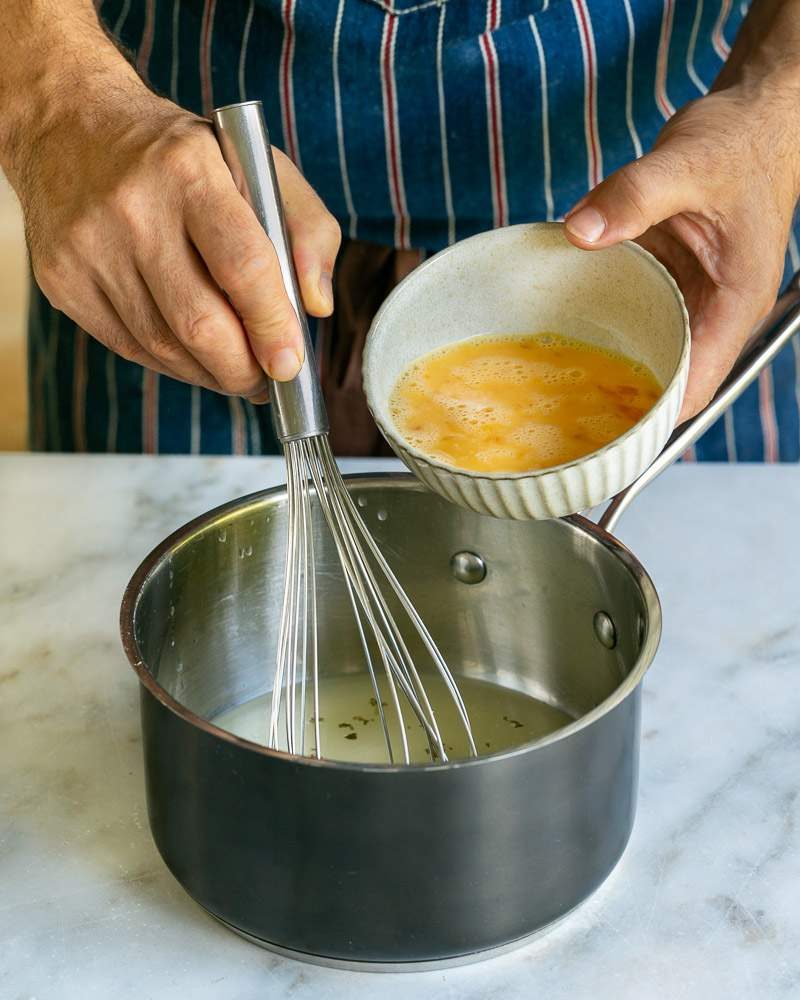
[{"x1": 363, "y1": 223, "x2": 690, "y2": 520}]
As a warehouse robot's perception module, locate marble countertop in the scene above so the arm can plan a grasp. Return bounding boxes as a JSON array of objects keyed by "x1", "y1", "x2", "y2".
[{"x1": 1, "y1": 454, "x2": 799, "y2": 999}]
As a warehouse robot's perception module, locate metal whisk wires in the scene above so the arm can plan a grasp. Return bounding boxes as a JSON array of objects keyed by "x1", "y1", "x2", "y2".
[
  {"x1": 212, "y1": 100, "x2": 475, "y2": 765},
  {"x1": 272, "y1": 435, "x2": 477, "y2": 764}
]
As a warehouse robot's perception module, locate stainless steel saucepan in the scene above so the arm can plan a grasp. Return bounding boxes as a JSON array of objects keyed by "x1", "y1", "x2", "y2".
[{"x1": 121, "y1": 279, "x2": 800, "y2": 970}]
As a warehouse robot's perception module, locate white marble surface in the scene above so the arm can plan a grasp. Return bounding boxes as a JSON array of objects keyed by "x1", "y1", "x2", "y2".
[{"x1": 1, "y1": 454, "x2": 799, "y2": 999}]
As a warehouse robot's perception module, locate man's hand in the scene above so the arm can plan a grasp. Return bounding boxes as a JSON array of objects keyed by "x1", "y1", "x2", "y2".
[
  {"x1": 564, "y1": 0, "x2": 800, "y2": 420},
  {"x1": 0, "y1": 3, "x2": 340, "y2": 399}
]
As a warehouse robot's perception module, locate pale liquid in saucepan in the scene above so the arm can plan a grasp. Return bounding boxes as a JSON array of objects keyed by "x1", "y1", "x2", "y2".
[
  {"x1": 212, "y1": 673, "x2": 573, "y2": 764},
  {"x1": 390, "y1": 332, "x2": 662, "y2": 473}
]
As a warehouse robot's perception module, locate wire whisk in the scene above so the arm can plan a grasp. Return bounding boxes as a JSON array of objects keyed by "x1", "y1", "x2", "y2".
[{"x1": 214, "y1": 101, "x2": 476, "y2": 764}]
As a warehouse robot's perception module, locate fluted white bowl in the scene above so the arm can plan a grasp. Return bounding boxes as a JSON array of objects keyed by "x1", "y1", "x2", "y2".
[{"x1": 363, "y1": 223, "x2": 690, "y2": 520}]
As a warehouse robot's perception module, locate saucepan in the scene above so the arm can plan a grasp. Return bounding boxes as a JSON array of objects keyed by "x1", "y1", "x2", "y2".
[{"x1": 120, "y1": 279, "x2": 800, "y2": 970}]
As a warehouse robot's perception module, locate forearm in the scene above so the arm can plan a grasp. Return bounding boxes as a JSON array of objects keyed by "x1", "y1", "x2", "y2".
[
  {"x1": 0, "y1": 0, "x2": 140, "y2": 184},
  {"x1": 716, "y1": 0, "x2": 800, "y2": 97}
]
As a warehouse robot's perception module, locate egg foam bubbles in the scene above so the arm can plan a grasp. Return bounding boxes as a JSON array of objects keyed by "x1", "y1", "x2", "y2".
[{"x1": 389, "y1": 332, "x2": 662, "y2": 474}]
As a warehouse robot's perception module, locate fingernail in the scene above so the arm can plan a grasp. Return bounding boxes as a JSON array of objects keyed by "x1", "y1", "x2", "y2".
[
  {"x1": 267, "y1": 347, "x2": 303, "y2": 381},
  {"x1": 565, "y1": 206, "x2": 606, "y2": 243},
  {"x1": 319, "y1": 272, "x2": 334, "y2": 310},
  {"x1": 248, "y1": 390, "x2": 270, "y2": 405}
]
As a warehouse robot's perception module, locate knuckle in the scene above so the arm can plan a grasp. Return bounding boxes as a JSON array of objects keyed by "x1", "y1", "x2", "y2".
[
  {"x1": 32, "y1": 259, "x2": 68, "y2": 308},
  {"x1": 144, "y1": 327, "x2": 182, "y2": 366},
  {"x1": 246, "y1": 298, "x2": 298, "y2": 342},
  {"x1": 697, "y1": 387, "x2": 715, "y2": 412},
  {"x1": 100, "y1": 326, "x2": 147, "y2": 367},
  {"x1": 220, "y1": 250, "x2": 277, "y2": 297},
  {"x1": 613, "y1": 168, "x2": 651, "y2": 222},
  {"x1": 179, "y1": 311, "x2": 262, "y2": 394},
  {"x1": 756, "y1": 291, "x2": 778, "y2": 325},
  {"x1": 47, "y1": 213, "x2": 98, "y2": 257},
  {"x1": 181, "y1": 309, "x2": 223, "y2": 349},
  {"x1": 320, "y1": 214, "x2": 342, "y2": 250},
  {"x1": 314, "y1": 219, "x2": 342, "y2": 264},
  {"x1": 113, "y1": 336, "x2": 145, "y2": 366},
  {"x1": 214, "y1": 358, "x2": 263, "y2": 396},
  {"x1": 292, "y1": 213, "x2": 342, "y2": 255},
  {"x1": 108, "y1": 180, "x2": 148, "y2": 230},
  {"x1": 162, "y1": 137, "x2": 206, "y2": 191}
]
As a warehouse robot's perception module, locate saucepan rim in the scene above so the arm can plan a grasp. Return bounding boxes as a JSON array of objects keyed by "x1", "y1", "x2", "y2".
[{"x1": 120, "y1": 472, "x2": 661, "y2": 774}]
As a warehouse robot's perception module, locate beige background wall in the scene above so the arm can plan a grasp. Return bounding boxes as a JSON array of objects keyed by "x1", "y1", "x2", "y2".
[{"x1": 0, "y1": 173, "x2": 28, "y2": 451}]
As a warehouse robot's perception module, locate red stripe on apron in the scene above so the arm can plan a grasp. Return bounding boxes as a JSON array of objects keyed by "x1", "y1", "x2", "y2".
[
  {"x1": 200, "y1": 0, "x2": 217, "y2": 117},
  {"x1": 33, "y1": 335, "x2": 46, "y2": 448},
  {"x1": 229, "y1": 397, "x2": 248, "y2": 455},
  {"x1": 142, "y1": 370, "x2": 159, "y2": 454},
  {"x1": 655, "y1": 0, "x2": 676, "y2": 119},
  {"x1": 72, "y1": 327, "x2": 88, "y2": 453},
  {"x1": 479, "y1": 31, "x2": 508, "y2": 228},
  {"x1": 136, "y1": 0, "x2": 156, "y2": 80},
  {"x1": 381, "y1": 12, "x2": 408, "y2": 248},
  {"x1": 712, "y1": 0, "x2": 732, "y2": 60},
  {"x1": 280, "y1": 0, "x2": 301, "y2": 165},
  {"x1": 759, "y1": 367, "x2": 779, "y2": 463},
  {"x1": 572, "y1": 0, "x2": 603, "y2": 188}
]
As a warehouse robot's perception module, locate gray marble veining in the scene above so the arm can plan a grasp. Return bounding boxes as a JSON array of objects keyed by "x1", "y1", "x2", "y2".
[{"x1": 1, "y1": 455, "x2": 799, "y2": 999}]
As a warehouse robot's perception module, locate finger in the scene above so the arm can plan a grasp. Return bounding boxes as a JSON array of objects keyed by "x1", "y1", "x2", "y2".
[
  {"x1": 677, "y1": 289, "x2": 764, "y2": 420},
  {"x1": 564, "y1": 150, "x2": 701, "y2": 249},
  {"x1": 137, "y1": 238, "x2": 269, "y2": 398},
  {"x1": 32, "y1": 262, "x2": 185, "y2": 379},
  {"x1": 635, "y1": 225, "x2": 699, "y2": 291},
  {"x1": 60, "y1": 281, "x2": 192, "y2": 380},
  {"x1": 184, "y1": 170, "x2": 305, "y2": 382},
  {"x1": 273, "y1": 148, "x2": 341, "y2": 317},
  {"x1": 634, "y1": 227, "x2": 739, "y2": 419},
  {"x1": 99, "y1": 267, "x2": 225, "y2": 392}
]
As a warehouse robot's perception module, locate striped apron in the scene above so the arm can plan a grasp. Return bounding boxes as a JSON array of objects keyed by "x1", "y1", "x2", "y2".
[{"x1": 28, "y1": 0, "x2": 800, "y2": 461}]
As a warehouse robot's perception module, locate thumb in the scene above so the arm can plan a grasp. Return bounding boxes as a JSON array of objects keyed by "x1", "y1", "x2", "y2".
[
  {"x1": 272, "y1": 149, "x2": 342, "y2": 318},
  {"x1": 564, "y1": 150, "x2": 697, "y2": 249}
]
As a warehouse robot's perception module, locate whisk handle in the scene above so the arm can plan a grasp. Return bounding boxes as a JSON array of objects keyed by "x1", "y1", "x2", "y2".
[{"x1": 212, "y1": 101, "x2": 329, "y2": 442}]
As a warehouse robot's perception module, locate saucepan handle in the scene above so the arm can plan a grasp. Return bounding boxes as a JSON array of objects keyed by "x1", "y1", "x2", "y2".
[{"x1": 599, "y1": 273, "x2": 800, "y2": 533}]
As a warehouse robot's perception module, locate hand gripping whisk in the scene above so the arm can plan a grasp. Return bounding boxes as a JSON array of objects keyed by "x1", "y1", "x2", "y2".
[{"x1": 213, "y1": 102, "x2": 476, "y2": 764}]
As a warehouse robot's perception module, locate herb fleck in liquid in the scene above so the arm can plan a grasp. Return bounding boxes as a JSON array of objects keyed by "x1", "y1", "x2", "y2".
[{"x1": 212, "y1": 673, "x2": 573, "y2": 764}]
